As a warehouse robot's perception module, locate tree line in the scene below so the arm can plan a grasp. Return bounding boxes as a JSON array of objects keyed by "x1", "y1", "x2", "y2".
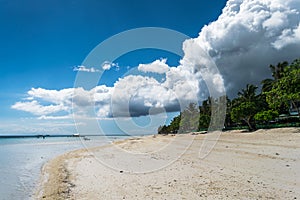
[{"x1": 158, "y1": 58, "x2": 300, "y2": 134}]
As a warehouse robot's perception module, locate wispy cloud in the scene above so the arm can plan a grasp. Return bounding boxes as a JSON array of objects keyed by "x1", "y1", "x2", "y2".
[
  {"x1": 37, "y1": 115, "x2": 72, "y2": 120},
  {"x1": 73, "y1": 65, "x2": 101, "y2": 73}
]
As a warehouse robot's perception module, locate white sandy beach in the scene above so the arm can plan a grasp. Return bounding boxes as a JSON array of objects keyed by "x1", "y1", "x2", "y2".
[{"x1": 37, "y1": 128, "x2": 300, "y2": 199}]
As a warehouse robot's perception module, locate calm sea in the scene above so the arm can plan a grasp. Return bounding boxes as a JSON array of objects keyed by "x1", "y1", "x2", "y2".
[{"x1": 0, "y1": 135, "x2": 125, "y2": 200}]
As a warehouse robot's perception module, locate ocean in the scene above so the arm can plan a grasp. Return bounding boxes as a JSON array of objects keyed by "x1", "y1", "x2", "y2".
[{"x1": 0, "y1": 135, "x2": 124, "y2": 200}]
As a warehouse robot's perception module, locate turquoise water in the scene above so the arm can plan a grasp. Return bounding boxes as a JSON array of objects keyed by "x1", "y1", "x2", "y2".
[{"x1": 0, "y1": 136, "x2": 123, "y2": 200}]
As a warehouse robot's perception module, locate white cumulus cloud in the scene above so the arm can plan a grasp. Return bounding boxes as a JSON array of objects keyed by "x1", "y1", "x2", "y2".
[
  {"x1": 11, "y1": 100, "x2": 68, "y2": 116},
  {"x1": 190, "y1": 0, "x2": 300, "y2": 96},
  {"x1": 102, "y1": 61, "x2": 119, "y2": 71},
  {"x1": 12, "y1": 63, "x2": 200, "y2": 118},
  {"x1": 138, "y1": 59, "x2": 170, "y2": 74}
]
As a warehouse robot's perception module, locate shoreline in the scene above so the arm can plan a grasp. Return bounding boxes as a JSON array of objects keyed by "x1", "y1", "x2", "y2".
[
  {"x1": 36, "y1": 151, "x2": 75, "y2": 199},
  {"x1": 36, "y1": 128, "x2": 300, "y2": 199},
  {"x1": 35, "y1": 138, "x2": 131, "y2": 199},
  {"x1": 35, "y1": 145, "x2": 110, "y2": 199}
]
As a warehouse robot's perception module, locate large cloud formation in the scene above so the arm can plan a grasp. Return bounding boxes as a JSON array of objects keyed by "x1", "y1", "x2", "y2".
[
  {"x1": 195, "y1": 0, "x2": 300, "y2": 95},
  {"x1": 12, "y1": 0, "x2": 300, "y2": 119},
  {"x1": 12, "y1": 62, "x2": 199, "y2": 118}
]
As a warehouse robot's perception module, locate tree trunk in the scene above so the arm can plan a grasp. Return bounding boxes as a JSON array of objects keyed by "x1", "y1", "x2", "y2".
[{"x1": 244, "y1": 117, "x2": 256, "y2": 132}]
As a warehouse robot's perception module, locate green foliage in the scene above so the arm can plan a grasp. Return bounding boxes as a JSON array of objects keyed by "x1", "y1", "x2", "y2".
[
  {"x1": 231, "y1": 101, "x2": 258, "y2": 131},
  {"x1": 230, "y1": 84, "x2": 263, "y2": 131},
  {"x1": 237, "y1": 84, "x2": 258, "y2": 102},
  {"x1": 254, "y1": 110, "x2": 279, "y2": 122},
  {"x1": 199, "y1": 114, "x2": 210, "y2": 129},
  {"x1": 264, "y1": 59, "x2": 300, "y2": 118},
  {"x1": 224, "y1": 96, "x2": 234, "y2": 128},
  {"x1": 198, "y1": 98, "x2": 212, "y2": 130},
  {"x1": 158, "y1": 58, "x2": 300, "y2": 134},
  {"x1": 261, "y1": 61, "x2": 289, "y2": 93},
  {"x1": 157, "y1": 125, "x2": 168, "y2": 134},
  {"x1": 158, "y1": 103, "x2": 199, "y2": 134},
  {"x1": 231, "y1": 102, "x2": 256, "y2": 122},
  {"x1": 168, "y1": 115, "x2": 181, "y2": 133},
  {"x1": 179, "y1": 103, "x2": 199, "y2": 133}
]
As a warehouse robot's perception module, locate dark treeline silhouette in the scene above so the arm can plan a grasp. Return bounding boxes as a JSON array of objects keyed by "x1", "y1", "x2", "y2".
[{"x1": 158, "y1": 58, "x2": 300, "y2": 134}]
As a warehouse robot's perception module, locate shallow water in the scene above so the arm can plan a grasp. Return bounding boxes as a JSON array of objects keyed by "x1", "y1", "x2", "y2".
[{"x1": 0, "y1": 136, "x2": 124, "y2": 200}]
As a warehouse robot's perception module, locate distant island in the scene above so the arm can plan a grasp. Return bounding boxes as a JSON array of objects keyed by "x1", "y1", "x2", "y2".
[
  {"x1": 0, "y1": 133, "x2": 131, "y2": 139},
  {"x1": 0, "y1": 134, "x2": 74, "y2": 139}
]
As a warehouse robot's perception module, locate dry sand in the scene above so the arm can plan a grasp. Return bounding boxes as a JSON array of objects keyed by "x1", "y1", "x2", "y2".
[{"x1": 37, "y1": 128, "x2": 300, "y2": 199}]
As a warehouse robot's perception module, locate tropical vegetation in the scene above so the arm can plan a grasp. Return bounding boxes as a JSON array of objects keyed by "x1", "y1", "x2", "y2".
[{"x1": 158, "y1": 58, "x2": 300, "y2": 134}]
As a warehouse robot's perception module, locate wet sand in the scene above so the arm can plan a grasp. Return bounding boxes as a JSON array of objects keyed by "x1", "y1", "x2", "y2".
[{"x1": 37, "y1": 128, "x2": 300, "y2": 199}]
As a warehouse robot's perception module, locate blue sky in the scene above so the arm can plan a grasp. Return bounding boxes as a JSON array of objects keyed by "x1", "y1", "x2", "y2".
[
  {"x1": 1, "y1": 0, "x2": 300, "y2": 135},
  {"x1": 0, "y1": 0, "x2": 227, "y2": 135},
  {"x1": 0, "y1": 0, "x2": 225, "y2": 96}
]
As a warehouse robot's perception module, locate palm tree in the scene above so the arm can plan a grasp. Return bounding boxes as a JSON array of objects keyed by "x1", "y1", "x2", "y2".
[
  {"x1": 238, "y1": 84, "x2": 258, "y2": 102},
  {"x1": 270, "y1": 61, "x2": 288, "y2": 80},
  {"x1": 231, "y1": 84, "x2": 261, "y2": 131},
  {"x1": 261, "y1": 61, "x2": 288, "y2": 92},
  {"x1": 261, "y1": 78, "x2": 273, "y2": 93}
]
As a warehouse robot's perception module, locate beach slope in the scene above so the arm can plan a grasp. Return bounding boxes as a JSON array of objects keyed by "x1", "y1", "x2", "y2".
[{"x1": 37, "y1": 128, "x2": 300, "y2": 199}]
